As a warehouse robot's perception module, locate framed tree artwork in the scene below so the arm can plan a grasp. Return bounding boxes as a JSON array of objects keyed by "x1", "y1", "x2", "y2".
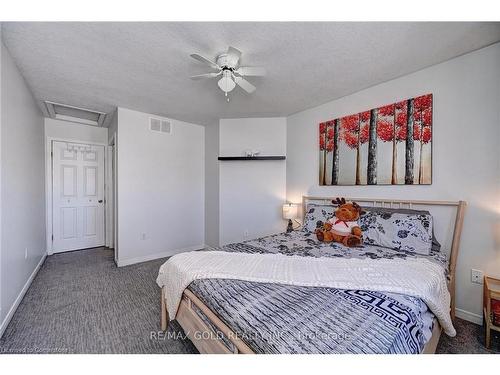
[{"x1": 319, "y1": 93, "x2": 432, "y2": 185}]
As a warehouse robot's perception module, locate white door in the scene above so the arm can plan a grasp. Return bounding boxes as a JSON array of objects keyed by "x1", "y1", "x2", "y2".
[{"x1": 52, "y1": 141, "x2": 105, "y2": 252}]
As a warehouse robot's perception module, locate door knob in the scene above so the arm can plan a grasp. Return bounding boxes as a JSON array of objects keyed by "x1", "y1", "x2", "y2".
[{"x1": 98, "y1": 200, "x2": 103, "y2": 203}]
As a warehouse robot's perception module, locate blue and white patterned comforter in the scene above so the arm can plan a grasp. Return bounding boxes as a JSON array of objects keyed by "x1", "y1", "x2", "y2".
[{"x1": 184, "y1": 231, "x2": 446, "y2": 354}]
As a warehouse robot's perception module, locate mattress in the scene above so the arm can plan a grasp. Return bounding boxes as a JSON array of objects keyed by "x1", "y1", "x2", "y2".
[{"x1": 183, "y1": 231, "x2": 446, "y2": 354}]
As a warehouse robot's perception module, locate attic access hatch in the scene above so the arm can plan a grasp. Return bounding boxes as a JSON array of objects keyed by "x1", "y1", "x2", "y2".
[{"x1": 44, "y1": 101, "x2": 107, "y2": 126}]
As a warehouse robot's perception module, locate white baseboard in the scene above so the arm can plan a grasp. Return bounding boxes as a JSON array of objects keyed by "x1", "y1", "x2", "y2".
[
  {"x1": 117, "y1": 244, "x2": 205, "y2": 267},
  {"x1": 0, "y1": 253, "x2": 47, "y2": 338},
  {"x1": 455, "y1": 308, "x2": 483, "y2": 325}
]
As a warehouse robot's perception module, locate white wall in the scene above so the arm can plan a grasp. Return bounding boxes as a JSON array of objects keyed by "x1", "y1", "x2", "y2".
[
  {"x1": 107, "y1": 109, "x2": 118, "y2": 145},
  {"x1": 116, "y1": 108, "x2": 205, "y2": 266},
  {"x1": 286, "y1": 43, "x2": 500, "y2": 322},
  {"x1": 204, "y1": 122, "x2": 219, "y2": 247},
  {"x1": 0, "y1": 25, "x2": 3, "y2": 333},
  {"x1": 219, "y1": 118, "x2": 287, "y2": 245},
  {"x1": 1, "y1": 41, "x2": 46, "y2": 335},
  {"x1": 45, "y1": 118, "x2": 108, "y2": 145}
]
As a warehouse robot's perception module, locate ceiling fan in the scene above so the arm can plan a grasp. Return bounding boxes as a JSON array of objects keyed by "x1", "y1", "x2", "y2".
[{"x1": 190, "y1": 46, "x2": 266, "y2": 101}]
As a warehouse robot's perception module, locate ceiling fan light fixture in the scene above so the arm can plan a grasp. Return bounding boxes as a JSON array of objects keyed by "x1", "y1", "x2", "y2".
[
  {"x1": 217, "y1": 71, "x2": 236, "y2": 94},
  {"x1": 190, "y1": 46, "x2": 265, "y2": 98}
]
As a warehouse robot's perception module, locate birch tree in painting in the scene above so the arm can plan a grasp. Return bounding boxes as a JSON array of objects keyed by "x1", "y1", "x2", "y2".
[
  {"x1": 393, "y1": 101, "x2": 408, "y2": 184},
  {"x1": 413, "y1": 110, "x2": 422, "y2": 183},
  {"x1": 340, "y1": 114, "x2": 360, "y2": 185},
  {"x1": 415, "y1": 94, "x2": 433, "y2": 183},
  {"x1": 325, "y1": 121, "x2": 335, "y2": 185},
  {"x1": 377, "y1": 104, "x2": 395, "y2": 184},
  {"x1": 319, "y1": 121, "x2": 335, "y2": 185},
  {"x1": 357, "y1": 111, "x2": 370, "y2": 185},
  {"x1": 367, "y1": 109, "x2": 378, "y2": 185},
  {"x1": 330, "y1": 119, "x2": 339, "y2": 185},
  {"x1": 319, "y1": 122, "x2": 326, "y2": 185},
  {"x1": 405, "y1": 98, "x2": 415, "y2": 184}
]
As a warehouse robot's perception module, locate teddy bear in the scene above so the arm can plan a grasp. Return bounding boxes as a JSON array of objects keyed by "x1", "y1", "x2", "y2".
[
  {"x1": 315, "y1": 197, "x2": 363, "y2": 247},
  {"x1": 314, "y1": 221, "x2": 335, "y2": 242}
]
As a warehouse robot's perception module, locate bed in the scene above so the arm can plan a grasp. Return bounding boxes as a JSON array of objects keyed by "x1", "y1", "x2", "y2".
[{"x1": 157, "y1": 196, "x2": 466, "y2": 354}]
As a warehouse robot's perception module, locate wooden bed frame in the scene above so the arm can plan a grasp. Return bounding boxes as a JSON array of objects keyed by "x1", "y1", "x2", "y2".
[{"x1": 160, "y1": 196, "x2": 467, "y2": 354}]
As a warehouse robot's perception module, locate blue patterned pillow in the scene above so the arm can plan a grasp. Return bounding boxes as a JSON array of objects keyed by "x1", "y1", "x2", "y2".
[
  {"x1": 361, "y1": 207, "x2": 441, "y2": 252},
  {"x1": 302, "y1": 204, "x2": 335, "y2": 233},
  {"x1": 359, "y1": 210, "x2": 433, "y2": 255}
]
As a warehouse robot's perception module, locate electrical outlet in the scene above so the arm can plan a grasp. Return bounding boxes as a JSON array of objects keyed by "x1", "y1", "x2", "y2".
[
  {"x1": 25, "y1": 248, "x2": 28, "y2": 260},
  {"x1": 141, "y1": 233, "x2": 147, "y2": 240},
  {"x1": 471, "y1": 269, "x2": 484, "y2": 284},
  {"x1": 243, "y1": 230, "x2": 249, "y2": 238}
]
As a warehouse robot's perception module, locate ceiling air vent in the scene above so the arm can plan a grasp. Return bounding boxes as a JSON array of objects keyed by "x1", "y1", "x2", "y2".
[
  {"x1": 44, "y1": 101, "x2": 106, "y2": 127},
  {"x1": 150, "y1": 117, "x2": 171, "y2": 134}
]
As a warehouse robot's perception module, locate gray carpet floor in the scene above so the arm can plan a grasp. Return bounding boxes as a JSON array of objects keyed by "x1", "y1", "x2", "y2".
[{"x1": 0, "y1": 247, "x2": 498, "y2": 354}]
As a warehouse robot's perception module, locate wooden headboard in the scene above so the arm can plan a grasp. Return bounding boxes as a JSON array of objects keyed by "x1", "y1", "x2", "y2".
[{"x1": 302, "y1": 196, "x2": 467, "y2": 320}]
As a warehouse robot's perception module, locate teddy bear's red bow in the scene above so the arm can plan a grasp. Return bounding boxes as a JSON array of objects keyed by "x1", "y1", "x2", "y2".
[{"x1": 334, "y1": 219, "x2": 349, "y2": 227}]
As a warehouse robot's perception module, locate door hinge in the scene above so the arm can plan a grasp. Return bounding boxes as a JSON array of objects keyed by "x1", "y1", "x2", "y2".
[{"x1": 51, "y1": 234, "x2": 54, "y2": 241}]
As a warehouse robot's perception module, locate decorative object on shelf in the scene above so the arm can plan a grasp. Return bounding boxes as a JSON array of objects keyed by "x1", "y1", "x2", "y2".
[
  {"x1": 243, "y1": 149, "x2": 260, "y2": 157},
  {"x1": 218, "y1": 156, "x2": 285, "y2": 161},
  {"x1": 483, "y1": 276, "x2": 500, "y2": 349},
  {"x1": 318, "y1": 93, "x2": 433, "y2": 186},
  {"x1": 282, "y1": 203, "x2": 299, "y2": 233}
]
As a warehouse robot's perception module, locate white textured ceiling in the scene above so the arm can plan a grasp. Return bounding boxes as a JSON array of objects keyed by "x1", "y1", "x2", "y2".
[{"x1": 2, "y1": 22, "x2": 500, "y2": 125}]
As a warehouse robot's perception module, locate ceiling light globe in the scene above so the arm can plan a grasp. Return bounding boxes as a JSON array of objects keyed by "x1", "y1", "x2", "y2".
[{"x1": 218, "y1": 72, "x2": 236, "y2": 93}]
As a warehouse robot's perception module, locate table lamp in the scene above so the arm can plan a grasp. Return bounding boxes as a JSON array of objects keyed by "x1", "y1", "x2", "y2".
[{"x1": 282, "y1": 203, "x2": 298, "y2": 233}]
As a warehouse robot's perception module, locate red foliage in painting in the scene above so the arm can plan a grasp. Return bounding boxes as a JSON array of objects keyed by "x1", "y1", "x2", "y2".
[
  {"x1": 422, "y1": 126, "x2": 432, "y2": 144},
  {"x1": 319, "y1": 122, "x2": 328, "y2": 150},
  {"x1": 343, "y1": 132, "x2": 359, "y2": 149},
  {"x1": 395, "y1": 101, "x2": 407, "y2": 111},
  {"x1": 413, "y1": 94, "x2": 432, "y2": 111},
  {"x1": 340, "y1": 115, "x2": 360, "y2": 149},
  {"x1": 326, "y1": 140, "x2": 334, "y2": 152},
  {"x1": 341, "y1": 115, "x2": 359, "y2": 132},
  {"x1": 394, "y1": 110, "x2": 407, "y2": 142},
  {"x1": 359, "y1": 123, "x2": 369, "y2": 144},
  {"x1": 413, "y1": 123, "x2": 421, "y2": 140},
  {"x1": 320, "y1": 121, "x2": 337, "y2": 152},
  {"x1": 377, "y1": 120, "x2": 394, "y2": 142},
  {"x1": 327, "y1": 126, "x2": 334, "y2": 140},
  {"x1": 325, "y1": 122, "x2": 335, "y2": 152},
  {"x1": 395, "y1": 126, "x2": 407, "y2": 141},
  {"x1": 360, "y1": 111, "x2": 371, "y2": 122},
  {"x1": 413, "y1": 110, "x2": 421, "y2": 122},
  {"x1": 395, "y1": 112, "x2": 407, "y2": 127},
  {"x1": 319, "y1": 132, "x2": 325, "y2": 150},
  {"x1": 422, "y1": 108, "x2": 432, "y2": 127},
  {"x1": 378, "y1": 104, "x2": 395, "y2": 117}
]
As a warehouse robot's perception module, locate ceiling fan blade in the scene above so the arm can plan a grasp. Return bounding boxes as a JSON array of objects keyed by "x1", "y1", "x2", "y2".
[
  {"x1": 226, "y1": 46, "x2": 242, "y2": 66},
  {"x1": 190, "y1": 53, "x2": 220, "y2": 70},
  {"x1": 235, "y1": 66, "x2": 266, "y2": 76},
  {"x1": 190, "y1": 72, "x2": 221, "y2": 80},
  {"x1": 234, "y1": 76, "x2": 256, "y2": 93}
]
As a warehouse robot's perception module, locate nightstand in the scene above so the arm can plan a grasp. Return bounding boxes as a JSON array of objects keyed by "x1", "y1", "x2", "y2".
[{"x1": 483, "y1": 276, "x2": 500, "y2": 349}]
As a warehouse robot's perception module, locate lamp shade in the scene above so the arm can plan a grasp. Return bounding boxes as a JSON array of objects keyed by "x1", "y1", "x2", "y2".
[{"x1": 282, "y1": 203, "x2": 298, "y2": 220}]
